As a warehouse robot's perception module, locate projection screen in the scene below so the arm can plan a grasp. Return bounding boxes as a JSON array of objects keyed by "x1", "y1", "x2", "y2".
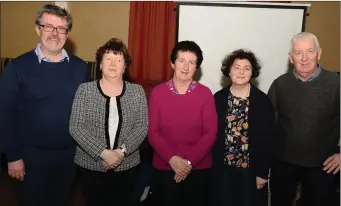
[{"x1": 176, "y1": 2, "x2": 309, "y2": 94}]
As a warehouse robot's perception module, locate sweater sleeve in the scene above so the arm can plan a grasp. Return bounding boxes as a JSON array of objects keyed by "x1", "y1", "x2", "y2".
[
  {"x1": 267, "y1": 80, "x2": 278, "y2": 110},
  {"x1": 122, "y1": 85, "x2": 149, "y2": 156},
  {"x1": 148, "y1": 88, "x2": 176, "y2": 163},
  {"x1": 69, "y1": 84, "x2": 107, "y2": 161},
  {"x1": 334, "y1": 81, "x2": 340, "y2": 150},
  {"x1": 0, "y1": 62, "x2": 23, "y2": 162},
  {"x1": 253, "y1": 97, "x2": 276, "y2": 179},
  {"x1": 185, "y1": 90, "x2": 218, "y2": 167}
]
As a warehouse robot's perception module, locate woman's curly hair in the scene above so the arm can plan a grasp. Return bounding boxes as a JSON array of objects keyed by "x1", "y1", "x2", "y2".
[{"x1": 221, "y1": 49, "x2": 261, "y2": 78}]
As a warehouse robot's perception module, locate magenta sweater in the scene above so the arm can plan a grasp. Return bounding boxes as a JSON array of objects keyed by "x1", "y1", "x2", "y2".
[{"x1": 148, "y1": 82, "x2": 218, "y2": 170}]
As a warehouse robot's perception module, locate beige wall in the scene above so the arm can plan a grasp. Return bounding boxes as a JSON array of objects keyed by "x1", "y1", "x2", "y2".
[
  {"x1": 0, "y1": 2, "x2": 53, "y2": 57},
  {"x1": 0, "y1": 2, "x2": 130, "y2": 61},
  {"x1": 0, "y1": 2, "x2": 339, "y2": 71},
  {"x1": 67, "y1": 2, "x2": 130, "y2": 61},
  {"x1": 304, "y1": 1, "x2": 340, "y2": 72}
]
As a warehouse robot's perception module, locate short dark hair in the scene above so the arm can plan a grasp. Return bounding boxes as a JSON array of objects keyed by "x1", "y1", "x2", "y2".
[
  {"x1": 221, "y1": 49, "x2": 261, "y2": 78},
  {"x1": 35, "y1": 4, "x2": 73, "y2": 31},
  {"x1": 95, "y1": 38, "x2": 132, "y2": 81},
  {"x1": 170, "y1": 41, "x2": 203, "y2": 69}
]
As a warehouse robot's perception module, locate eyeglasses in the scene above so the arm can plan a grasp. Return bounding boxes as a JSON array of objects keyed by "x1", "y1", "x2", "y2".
[{"x1": 39, "y1": 24, "x2": 68, "y2": 34}]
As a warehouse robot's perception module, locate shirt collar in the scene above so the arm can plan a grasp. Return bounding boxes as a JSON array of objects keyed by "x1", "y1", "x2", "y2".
[
  {"x1": 293, "y1": 64, "x2": 321, "y2": 82},
  {"x1": 166, "y1": 78, "x2": 197, "y2": 95},
  {"x1": 35, "y1": 43, "x2": 69, "y2": 63}
]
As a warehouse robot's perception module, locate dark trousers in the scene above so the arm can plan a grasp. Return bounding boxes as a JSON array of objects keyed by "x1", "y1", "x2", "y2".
[
  {"x1": 19, "y1": 148, "x2": 76, "y2": 206},
  {"x1": 151, "y1": 168, "x2": 210, "y2": 206},
  {"x1": 80, "y1": 165, "x2": 138, "y2": 206},
  {"x1": 270, "y1": 159, "x2": 336, "y2": 206},
  {"x1": 131, "y1": 162, "x2": 153, "y2": 206},
  {"x1": 222, "y1": 165, "x2": 268, "y2": 206}
]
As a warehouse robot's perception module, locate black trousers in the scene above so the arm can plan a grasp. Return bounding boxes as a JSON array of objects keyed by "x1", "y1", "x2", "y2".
[
  {"x1": 80, "y1": 165, "x2": 139, "y2": 206},
  {"x1": 151, "y1": 168, "x2": 210, "y2": 206},
  {"x1": 221, "y1": 165, "x2": 268, "y2": 206},
  {"x1": 19, "y1": 148, "x2": 76, "y2": 206},
  {"x1": 270, "y1": 159, "x2": 336, "y2": 206},
  {"x1": 131, "y1": 161, "x2": 153, "y2": 206}
]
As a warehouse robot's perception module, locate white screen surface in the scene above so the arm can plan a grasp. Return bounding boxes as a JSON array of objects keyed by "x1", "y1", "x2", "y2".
[{"x1": 177, "y1": 3, "x2": 308, "y2": 94}]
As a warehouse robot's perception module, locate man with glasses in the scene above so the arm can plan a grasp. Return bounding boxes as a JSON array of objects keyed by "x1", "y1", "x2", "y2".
[{"x1": 0, "y1": 4, "x2": 89, "y2": 206}]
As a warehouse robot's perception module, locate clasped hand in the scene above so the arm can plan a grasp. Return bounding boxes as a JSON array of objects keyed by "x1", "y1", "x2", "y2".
[
  {"x1": 169, "y1": 156, "x2": 192, "y2": 183},
  {"x1": 100, "y1": 149, "x2": 125, "y2": 170}
]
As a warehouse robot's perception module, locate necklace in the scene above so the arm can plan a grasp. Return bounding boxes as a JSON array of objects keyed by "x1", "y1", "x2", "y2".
[{"x1": 230, "y1": 83, "x2": 250, "y2": 99}]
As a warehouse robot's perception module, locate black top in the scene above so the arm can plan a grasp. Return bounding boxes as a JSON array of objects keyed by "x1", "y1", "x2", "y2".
[
  {"x1": 213, "y1": 83, "x2": 276, "y2": 179},
  {"x1": 209, "y1": 83, "x2": 276, "y2": 206},
  {"x1": 267, "y1": 68, "x2": 340, "y2": 166}
]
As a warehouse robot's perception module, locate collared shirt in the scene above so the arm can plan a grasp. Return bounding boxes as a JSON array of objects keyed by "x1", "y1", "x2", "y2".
[
  {"x1": 293, "y1": 65, "x2": 321, "y2": 82},
  {"x1": 166, "y1": 78, "x2": 197, "y2": 95},
  {"x1": 34, "y1": 43, "x2": 69, "y2": 63}
]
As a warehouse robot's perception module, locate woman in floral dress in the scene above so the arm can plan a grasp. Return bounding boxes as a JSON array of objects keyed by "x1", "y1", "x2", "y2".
[{"x1": 210, "y1": 49, "x2": 276, "y2": 206}]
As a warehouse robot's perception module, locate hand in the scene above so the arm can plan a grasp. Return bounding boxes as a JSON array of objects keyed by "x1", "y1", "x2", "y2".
[
  {"x1": 102, "y1": 160, "x2": 110, "y2": 171},
  {"x1": 174, "y1": 173, "x2": 188, "y2": 183},
  {"x1": 256, "y1": 176, "x2": 268, "y2": 189},
  {"x1": 109, "y1": 149, "x2": 124, "y2": 168},
  {"x1": 110, "y1": 149, "x2": 125, "y2": 168},
  {"x1": 323, "y1": 153, "x2": 340, "y2": 174},
  {"x1": 113, "y1": 149, "x2": 125, "y2": 158},
  {"x1": 8, "y1": 159, "x2": 25, "y2": 181},
  {"x1": 100, "y1": 149, "x2": 124, "y2": 168},
  {"x1": 169, "y1": 156, "x2": 191, "y2": 176},
  {"x1": 185, "y1": 159, "x2": 192, "y2": 172}
]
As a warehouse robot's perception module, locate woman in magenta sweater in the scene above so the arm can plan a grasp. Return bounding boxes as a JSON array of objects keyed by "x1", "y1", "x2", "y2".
[{"x1": 148, "y1": 41, "x2": 218, "y2": 206}]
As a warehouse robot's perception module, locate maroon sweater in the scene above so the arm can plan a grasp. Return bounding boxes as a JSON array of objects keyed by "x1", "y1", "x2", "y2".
[{"x1": 148, "y1": 82, "x2": 218, "y2": 170}]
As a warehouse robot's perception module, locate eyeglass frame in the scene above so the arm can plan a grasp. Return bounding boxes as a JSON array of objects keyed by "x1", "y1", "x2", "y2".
[{"x1": 38, "y1": 24, "x2": 69, "y2": 34}]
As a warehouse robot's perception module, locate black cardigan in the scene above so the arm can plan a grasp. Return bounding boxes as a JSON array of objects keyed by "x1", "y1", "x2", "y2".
[{"x1": 212, "y1": 84, "x2": 276, "y2": 179}]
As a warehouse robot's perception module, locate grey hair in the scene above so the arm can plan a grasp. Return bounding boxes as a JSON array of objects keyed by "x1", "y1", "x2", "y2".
[
  {"x1": 290, "y1": 32, "x2": 320, "y2": 52},
  {"x1": 35, "y1": 4, "x2": 73, "y2": 31}
]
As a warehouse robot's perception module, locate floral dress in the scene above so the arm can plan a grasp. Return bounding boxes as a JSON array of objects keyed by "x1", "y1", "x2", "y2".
[{"x1": 224, "y1": 92, "x2": 250, "y2": 168}]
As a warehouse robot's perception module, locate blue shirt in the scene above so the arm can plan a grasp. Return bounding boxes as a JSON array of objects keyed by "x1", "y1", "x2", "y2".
[
  {"x1": 293, "y1": 65, "x2": 321, "y2": 81},
  {"x1": 34, "y1": 43, "x2": 69, "y2": 63}
]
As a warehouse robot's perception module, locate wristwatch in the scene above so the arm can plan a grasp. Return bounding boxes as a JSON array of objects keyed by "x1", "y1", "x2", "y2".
[{"x1": 118, "y1": 144, "x2": 127, "y2": 156}]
